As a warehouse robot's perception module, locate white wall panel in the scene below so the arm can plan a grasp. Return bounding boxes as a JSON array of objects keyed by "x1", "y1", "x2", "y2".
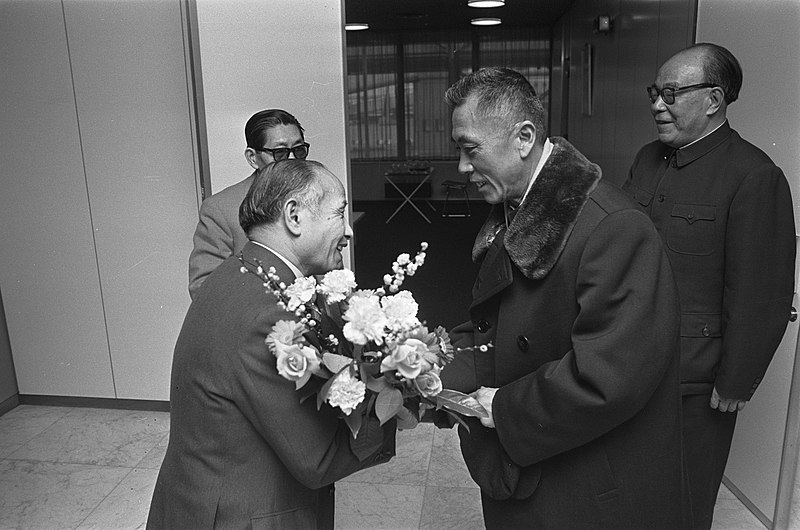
[
  {"x1": 63, "y1": 0, "x2": 198, "y2": 400},
  {"x1": 195, "y1": 0, "x2": 351, "y2": 267},
  {"x1": 0, "y1": 0, "x2": 114, "y2": 397}
]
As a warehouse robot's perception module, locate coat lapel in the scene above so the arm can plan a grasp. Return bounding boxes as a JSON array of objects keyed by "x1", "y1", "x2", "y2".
[
  {"x1": 472, "y1": 137, "x2": 602, "y2": 281},
  {"x1": 472, "y1": 229, "x2": 514, "y2": 309}
]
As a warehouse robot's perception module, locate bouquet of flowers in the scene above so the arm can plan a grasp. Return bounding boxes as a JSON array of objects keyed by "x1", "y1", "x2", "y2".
[{"x1": 244, "y1": 242, "x2": 488, "y2": 438}]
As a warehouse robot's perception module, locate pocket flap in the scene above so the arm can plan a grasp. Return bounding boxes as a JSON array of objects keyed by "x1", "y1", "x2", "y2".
[
  {"x1": 671, "y1": 204, "x2": 716, "y2": 224},
  {"x1": 681, "y1": 312, "x2": 722, "y2": 338},
  {"x1": 624, "y1": 183, "x2": 654, "y2": 208}
]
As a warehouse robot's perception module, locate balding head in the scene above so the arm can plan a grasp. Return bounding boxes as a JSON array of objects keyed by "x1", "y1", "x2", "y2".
[{"x1": 239, "y1": 159, "x2": 339, "y2": 235}]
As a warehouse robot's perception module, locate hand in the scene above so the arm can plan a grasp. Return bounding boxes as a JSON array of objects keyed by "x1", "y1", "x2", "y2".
[
  {"x1": 710, "y1": 387, "x2": 747, "y2": 412},
  {"x1": 472, "y1": 386, "x2": 498, "y2": 428}
]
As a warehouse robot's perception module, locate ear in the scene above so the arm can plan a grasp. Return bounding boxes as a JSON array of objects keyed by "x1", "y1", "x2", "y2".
[
  {"x1": 706, "y1": 87, "x2": 725, "y2": 116},
  {"x1": 516, "y1": 121, "x2": 537, "y2": 157},
  {"x1": 282, "y1": 199, "x2": 303, "y2": 236},
  {"x1": 244, "y1": 147, "x2": 260, "y2": 170}
]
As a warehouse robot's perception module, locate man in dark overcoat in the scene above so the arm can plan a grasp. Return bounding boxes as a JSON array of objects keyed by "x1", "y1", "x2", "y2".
[
  {"x1": 440, "y1": 67, "x2": 690, "y2": 529},
  {"x1": 148, "y1": 160, "x2": 395, "y2": 529},
  {"x1": 623, "y1": 43, "x2": 795, "y2": 529}
]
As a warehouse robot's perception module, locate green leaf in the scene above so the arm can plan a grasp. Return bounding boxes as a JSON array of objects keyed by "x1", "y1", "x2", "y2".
[
  {"x1": 322, "y1": 352, "x2": 352, "y2": 373},
  {"x1": 364, "y1": 372, "x2": 392, "y2": 393},
  {"x1": 395, "y1": 406, "x2": 419, "y2": 430},
  {"x1": 435, "y1": 389, "x2": 489, "y2": 419},
  {"x1": 317, "y1": 375, "x2": 336, "y2": 410},
  {"x1": 375, "y1": 388, "x2": 404, "y2": 425},
  {"x1": 344, "y1": 410, "x2": 363, "y2": 438}
]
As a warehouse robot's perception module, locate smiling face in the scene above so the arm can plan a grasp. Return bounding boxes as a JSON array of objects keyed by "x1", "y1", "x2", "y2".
[
  {"x1": 451, "y1": 95, "x2": 531, "y2": 205},
  {"x1": 299, "y1": 175, "x2": 353, "y2": 276},
  {"x1": 651, "y1": 50, "x2": 721, "y2": 149}
]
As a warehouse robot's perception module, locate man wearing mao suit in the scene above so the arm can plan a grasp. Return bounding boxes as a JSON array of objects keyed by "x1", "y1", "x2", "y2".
[
  {"x1": 188, "y1": 108, "x2": 310, "y2": 299},
  {"x1": 624, "y1": 43, "x2": 795, "y2": 529},
  {"x1": 439, "y1": 67, "x2": 690, "y2": 528},
  {"x1": 148, "y1": 160, "x2": 395, "y2": 529}
]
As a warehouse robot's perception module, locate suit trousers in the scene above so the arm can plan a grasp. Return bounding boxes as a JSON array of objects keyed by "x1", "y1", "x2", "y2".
[{"x1": 681, "y1": 393, "x2": 738, "y2": 530}]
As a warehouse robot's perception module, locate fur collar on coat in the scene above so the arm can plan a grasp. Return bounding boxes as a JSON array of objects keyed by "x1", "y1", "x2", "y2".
[{"x1": 472, "y1": 137, "x2": 602, "y2": 280}]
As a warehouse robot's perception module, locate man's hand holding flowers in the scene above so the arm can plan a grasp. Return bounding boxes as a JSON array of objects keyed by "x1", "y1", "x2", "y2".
[{"x1": 248, "y1": 243, "x2": 490, "y2": 438}]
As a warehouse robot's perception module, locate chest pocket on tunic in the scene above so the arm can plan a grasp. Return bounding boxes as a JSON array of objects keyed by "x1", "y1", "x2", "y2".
[
  {"x1": 622, "y1": 182, "x2": 653, "y2": 209},
  {"x1": 667, "y1": 204, "x2": 716, "y2": 256}
]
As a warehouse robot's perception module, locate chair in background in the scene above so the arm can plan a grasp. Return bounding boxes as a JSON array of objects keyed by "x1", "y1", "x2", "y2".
[{"x1": 440, "y1": 178, "x2": 471, "y2": 217}]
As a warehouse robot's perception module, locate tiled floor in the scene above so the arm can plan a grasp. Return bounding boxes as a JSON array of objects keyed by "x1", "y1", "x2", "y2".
[{"x1": 0, "y1": 404, "x2": 776, "y2": 529}]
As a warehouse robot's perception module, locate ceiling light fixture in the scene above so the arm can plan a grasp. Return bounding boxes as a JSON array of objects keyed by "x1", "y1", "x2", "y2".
[
  {"x1": 471, "y1": 17, "x2": 502, "y2": 26},
  {"x1": 345, "y1": 22, "x2": 369, "y2": 31},
  {"x1": 468, "y1": 0, "x2": 505, "y2": 7}
]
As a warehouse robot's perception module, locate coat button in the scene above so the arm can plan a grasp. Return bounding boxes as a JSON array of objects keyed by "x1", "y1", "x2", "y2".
[
  {"x1": 477, "y1": 320, "x2": 491, "y2": 333},
  {"x1": 702, "y1": 325, "x2": 710, "y2": 337},
  {"x1": 516, "y1": 335, "x2": 529, "y2": 351},
  {"x1": 658, "y1": 194, "x2": 665, "y2": 202}
]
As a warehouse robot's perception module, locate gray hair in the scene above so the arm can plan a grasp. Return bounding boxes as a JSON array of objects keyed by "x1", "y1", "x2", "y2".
[
  {"x1": 239, "y1": 159, "x2": 333, "y2": 234},
  {"x1": 689, "y1": 43, "x2": 743, "y2": 105},
  {"x1": 445, "y1": 67, "x2": 546, "y2": 143}
]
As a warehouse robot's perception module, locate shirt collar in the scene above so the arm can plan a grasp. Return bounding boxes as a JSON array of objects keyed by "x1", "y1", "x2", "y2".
[
  {"x1": 512, "y1": 137, "x2": 554, "y2": 209},
  {"x1": 250, "y1": 240, "x2": 304, "y2": 279},
  {"x1": 674, "y1": 120, "x2": 731, "y2": 167}
]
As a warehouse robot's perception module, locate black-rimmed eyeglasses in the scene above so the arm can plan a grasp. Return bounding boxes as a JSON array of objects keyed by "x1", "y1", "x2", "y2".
[
  {"x1": 646, "y1": 83, "x2": 717, "y2": 105},
  {"x1": 254, "y1": 142, "x2": 310, "y2": 161}
]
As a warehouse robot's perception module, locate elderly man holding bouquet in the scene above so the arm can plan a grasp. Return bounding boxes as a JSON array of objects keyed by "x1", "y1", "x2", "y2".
[{"x1": 147, "y1": 160, "x2": 395, "y2": 530}]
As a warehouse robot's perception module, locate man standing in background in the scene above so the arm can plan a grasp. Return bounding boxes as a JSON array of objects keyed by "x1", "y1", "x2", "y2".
[
  {"x1": 624, "y1": 43, "x2": 795, "y2": 529},
  {"x1": 188, "y1": 108, "x2": 310, "y2": 299}
]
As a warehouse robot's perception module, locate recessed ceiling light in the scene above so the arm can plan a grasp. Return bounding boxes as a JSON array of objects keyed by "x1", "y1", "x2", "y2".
[
  {"x1": 471, "y1": 17, "x2": 502, "y2": 26},
  {"x1": 468, "y1": 0, "x2": 505, "y2": 7},
  {"x1": 345, "y1": 23, "x2": 369, "y2": 31}
]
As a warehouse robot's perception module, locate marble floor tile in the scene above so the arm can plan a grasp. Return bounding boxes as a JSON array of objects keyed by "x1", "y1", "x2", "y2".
[
  {"x1": 0, "y1": 440, "x2": 22, "y2": 459},
  {"x1": 790, "y1": 464, "x2": 800, "y2": 530},
  {"x1": 0, "y1": 405, "x2": 72, "y2": 445},
  {"x1": 9, "y1": 408, "x2": 169, "y2": 468},
  {"x1": 343, "y1": 423, "x2": 433, "y2": 486},
  {"x1": 0, "y1": 405, "x2": 782, "y2": 530},
  {"x1": 0, "y1": 459, "x2": 130, "y2": 530},
  {"x1": 335, "y1": 482, "x2": 425, "y2": 530},
  {"x1": 426, "y1": 426, "x2": 476, "y2": 488},
  {"x1": 419, "y1": 486, "x2": 483, "y2": 530},
  {"x1": 76, "y1": 467, "x2": 158, "y2": 530},
  {"x1": 135, "y1": 432, "x2": 169, "y2": 470},
  {"x1": 712, "y1": 484, "x2": 767, "y2": 530}
]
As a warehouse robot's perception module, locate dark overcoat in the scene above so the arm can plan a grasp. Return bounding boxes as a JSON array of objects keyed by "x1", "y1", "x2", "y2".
[
  {"x1": 442, "y1": 138, "x2": 690, "y2": 529},
  {"x1": 148, "y1": 242, "x2": 394, "y2": 529}
]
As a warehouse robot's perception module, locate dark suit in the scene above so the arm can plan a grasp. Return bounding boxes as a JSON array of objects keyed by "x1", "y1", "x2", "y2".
[
  {"x1": 442, "y1": 138, "x2": 689, "y2": 529},
  {"x1": 624, "y1": 120, "x2": 795, "y2": 528},
  {"x1": 188, "y1": 173, "x2": 254, "y2": 300},
  {"x1": 148, "y1": 242, "x2": 394, "y2": 529}
]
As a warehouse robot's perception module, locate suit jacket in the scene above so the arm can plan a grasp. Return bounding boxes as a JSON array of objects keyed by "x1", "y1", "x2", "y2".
[
  {"x1": 188, "y1": 173, "x2": 255, "y2": 300},
  {"x1": 148, "y1": 242, "x2": 395, "y2": 529},
  {"x1": 624, "y1": 121, "x2": 795, "y2": 399},
  {"x1": 441, "y1": 138, "x2": 689, "y2": 529}
]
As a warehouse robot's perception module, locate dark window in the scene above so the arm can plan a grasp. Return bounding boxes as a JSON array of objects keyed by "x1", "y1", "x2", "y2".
[{"x1": 347, "y1": 27, "x2": 551, "y2": 161}]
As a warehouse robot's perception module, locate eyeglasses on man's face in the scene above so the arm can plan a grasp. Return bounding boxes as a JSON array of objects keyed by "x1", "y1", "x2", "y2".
[
  {"x1": 646, "y1": 83, "x2": 717, "y2": 105},
  {"x1": 254, "y1": 142, "x2": 310, "y2": 161}
]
